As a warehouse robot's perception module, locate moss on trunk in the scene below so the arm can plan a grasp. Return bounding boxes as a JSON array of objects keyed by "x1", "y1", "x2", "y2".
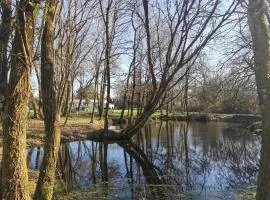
[
  {"x1": 33, "y1": 0, "x2": 61, "y2": 199},
  {"x1": 1, "y1": 0, "x2": 38, "y2": 199},
  {"x1": 248, "y1": 0, "x2": 270, "y2": 199}
]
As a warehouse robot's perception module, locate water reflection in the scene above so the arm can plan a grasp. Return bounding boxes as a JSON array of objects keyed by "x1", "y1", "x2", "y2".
[{"x1": 28, "y1": 121, "x2": 260, "y2": 199}]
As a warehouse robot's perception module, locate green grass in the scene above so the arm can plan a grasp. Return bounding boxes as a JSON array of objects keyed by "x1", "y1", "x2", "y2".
[{"x1": 64, "y1": 109, "x2": 161, "y2": 118}]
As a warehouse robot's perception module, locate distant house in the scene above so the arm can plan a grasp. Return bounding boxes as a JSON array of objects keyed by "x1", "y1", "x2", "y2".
[
  {"x1": 109, "y1": 103, "x2": 114, "y2": 109},
  {"x1": 104, "y1": 101, "x2": 115, "y2": 110},
  {"x1": 71, "y1": 98, "x2": 115, "y2": 111},
  {"x1": 81, "y1": 102, "x2": 95, "y2": 111},
  {"x1": 71, "y1": 98, "x2": 83, "y2": 109}
]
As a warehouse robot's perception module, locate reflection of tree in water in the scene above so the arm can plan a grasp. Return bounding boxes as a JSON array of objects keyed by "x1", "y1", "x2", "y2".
[
  {"x1": 27, "y1": 146, "x2": 42, "y2": 170},
  {"x1": 46, "y1": 141, "x2": 120, "y2": 198},
  {"x1": 133, "y1": 122, "x2": 198, "y2": 192},
  {"x1": 27, "y1": 121, "x2": 260, "y2": 198},
  {"x1": 56, "y1": 141, "x2": 121, "y2": 199},
  {"x1": 119, "y1": 141, "x2": 169, "y2": 199},
  {"x1": 215, "y1": 129, "x2": 260, "y2": 189},
  {"x1": 133, "y1": 121, "x2": 260, "y2": 192},
  {"x1": 58, "y1": 143, "x2": 76, "y2": 190}
]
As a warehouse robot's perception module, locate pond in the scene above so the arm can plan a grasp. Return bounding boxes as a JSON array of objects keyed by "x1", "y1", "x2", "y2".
[{"x1": 27, "y1": 121, "x2": 261, "y2": 199}]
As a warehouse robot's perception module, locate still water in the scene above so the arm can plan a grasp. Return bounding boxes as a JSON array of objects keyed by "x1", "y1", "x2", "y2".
[{"x1": 28, "y1": 121, "x2": 260, "y2": 199}]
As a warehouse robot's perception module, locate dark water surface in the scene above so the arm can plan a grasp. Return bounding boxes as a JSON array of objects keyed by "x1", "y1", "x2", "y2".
[{"x1": 28, "y1": 121, "x2": 260, "y2": 199}]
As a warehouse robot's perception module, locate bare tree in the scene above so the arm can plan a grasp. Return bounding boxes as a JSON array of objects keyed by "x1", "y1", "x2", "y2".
[
  {"x1": 98, "y1": 0, "x2": 127, "y2": 131},
  {"x1": 1, "y1": 0, "x2": 39, "y2": 199},
  {"x1": 33, "y1": 0, "x2": 61, "y2": 198},
  {"x1": 248, "y1": 0, "x2": 270, "y2": 199},
  {"x1": 116, "y1": 0, "x2": 240, "y2": 138}
]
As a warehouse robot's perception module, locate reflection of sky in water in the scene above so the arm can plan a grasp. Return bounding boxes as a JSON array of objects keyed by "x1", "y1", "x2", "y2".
[{"x1": 28, "y1": 121, "x2": 261, "y2": 199}]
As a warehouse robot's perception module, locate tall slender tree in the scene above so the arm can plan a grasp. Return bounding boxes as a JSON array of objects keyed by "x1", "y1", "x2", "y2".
[
  {"x1": 248, "y1": 0, "x2": 270, "y2": 199},
  {"x1": 33, "y1": 0, "x2": 61, "y2": 199}
]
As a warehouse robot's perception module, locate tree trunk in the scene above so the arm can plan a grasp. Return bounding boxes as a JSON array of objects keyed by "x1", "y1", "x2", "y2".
[
  {"x1": 121, "y1": 94, "x2": 162, "y2": 138},
  {"x1": 119, "y1": 60, "x2": 133, "y2": 123},
  {"x1": 77, "y1": 97, "x2": 83, "y2": 112},
  {"x1": 248, "y1": 0, "x2": 270, "y2": 199},
  {"x1": 142, "y1": 0, "x2": 157, "y2": 91},
  {"x1": 98, "y1": 69, "x2": 106, "y2": 120},
  {"x1": 30, "y1": 91, "x2": 39, "y2": 119},
  {"x1": 62, "y1": 79, "x2": 71, "y2": 116},
  {"x1": 129, "y1": 64, "x2": 136, "y2": 124},
  {"x1": 91, "y1": 61, "x2": 101, "y2": 123},
  {"x1": 0, "y1": 0, "x2": 12, "y2": 120},
  {"x1": 33, "y1": 0, "x2": 61, "y2": 199},
  {"x1": 64, "y1": 80, "x2": 74, "y2": 126},
  {"x1": 1, "y1": 0, "x2": 38, "y2": 199},
  {"x1": 184, "y1": 72, "x2": 189, "y2": 116},
  {"x1": 103, "y1": 2, "x2": 112, "y2": 132},
  {"x1": 0, "y1": 4, "x2": 12, "y2": 195},
  {"x1": 33, "y1": 62, "x2": 44, "y2": 119},
  {"x1": 91, "y1": 81, "x2": 97, "y2": 123}
]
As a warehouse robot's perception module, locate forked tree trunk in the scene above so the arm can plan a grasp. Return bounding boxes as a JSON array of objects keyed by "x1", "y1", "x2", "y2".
[
  {"x1": 1, "y1": 0, "x2": 38, "y2": 199},
  {"x1": 33, "y1": 0, "x2": 61, "y2": 199},
  {"x1": 121, "y1": 92, "x2": 163, "y2": 138},
  {"x1": 248, "y1": 0, "x2": 270, "y2": 199}
]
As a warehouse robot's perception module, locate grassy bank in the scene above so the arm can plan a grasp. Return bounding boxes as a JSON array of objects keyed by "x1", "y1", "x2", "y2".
[
  {"x1": 158, "y1": 112, "x2": 261, "y2": 124},
  {"x1": 0, "y1": 117, "x2": 104, "y2": 147},
  {"x1": 65, "y1": 109, "x2": 261, "y2": 123},
  {"x1": 27, "y1": 170, "x2": 256, "y2": 200},
  {"x1": 0, "y1": 110, "x2": 261, "y2": 147}
]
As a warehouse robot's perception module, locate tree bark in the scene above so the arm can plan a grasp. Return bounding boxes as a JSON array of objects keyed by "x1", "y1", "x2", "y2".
[
  {"x1": 103, "y1": 1, "x2": 112, "y2": 132},
  {"x1": 1, "y1": 0, "x2": 38, "y2": 199},
  {"x1": 142, "y1": 0, "x2": 157, "y2": 91},
  {"x1": 0, "y1": 3, "x2": 12, "y2": 195},
  {"x1": 77, "y1": 97, "x2": 83, "y2": 112},
  {"x1": 30, "y1": 91, "x2": 39, "y2": 119},
  {"x1": 33, "y1": 0, "x2": 61, "y2": 199},
  {"x1": 0, "y1": 0, "x2": 12, "y2": 119},
  {"x1": 248, "y1": 0, "x2": 270, "y2": 199},
  {"x1": 62, "y1": 79, "x2": 71, "y2": 116},
  {"x1": 184, "y1": 72, "x2": 189, "y2": 116}
]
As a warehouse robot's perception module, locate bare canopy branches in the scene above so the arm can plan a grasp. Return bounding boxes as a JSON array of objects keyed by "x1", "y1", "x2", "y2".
[{"x1": 0, "y1": 0, "x2": 244, "y2": 198}]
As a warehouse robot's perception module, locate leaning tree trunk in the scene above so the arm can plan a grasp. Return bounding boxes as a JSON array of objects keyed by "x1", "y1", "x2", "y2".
[
  {"x1": 121, "y1": 91, "x2": 164, "y2": 139},
  {"x1": 1, "y1": 0, "x2": 38, "y2": 199},
  {"x1": 33, "y1": 0, "x2": 61, "y2": 199},
  {"x1": 248, "y1": 0, "x2": 270, "y2": 199}
]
